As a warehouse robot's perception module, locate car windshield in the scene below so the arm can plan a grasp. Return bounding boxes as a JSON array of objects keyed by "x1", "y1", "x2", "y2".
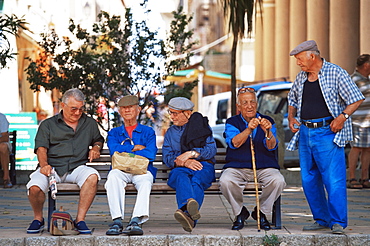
[{"x1": 257, "y1": 89, "x2": 289, "y2": 116}]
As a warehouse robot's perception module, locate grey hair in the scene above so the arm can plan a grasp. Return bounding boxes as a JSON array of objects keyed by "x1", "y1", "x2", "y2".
[
  {"x1": 306, "y1": 50, "x2": 320, "y2": 57},
  {"x1": 61, "y1": 88, "x2": 85, "y2": 103}
]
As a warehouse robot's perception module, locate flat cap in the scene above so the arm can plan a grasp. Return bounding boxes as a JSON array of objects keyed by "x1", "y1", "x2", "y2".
[
  {"x1": 117, "y1": 95, "x2": 139, "y2": 107},
  {"x1": 290, "y1": 40, "x2": 319, "y2": 56},
  {"x1": 168, "y1": 97, "x2": 194, "y2": 111}
]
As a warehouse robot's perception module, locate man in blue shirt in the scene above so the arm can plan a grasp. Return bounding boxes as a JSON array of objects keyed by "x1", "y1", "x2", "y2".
[
  {"x1": 288, "y1": 40, "x2": 365, "y2": 234},
  {"x1": 105, "y1": 95, "x2": 157, "y2": 236},
  {"x1": 219, "y1": 88, "x2": 286, "y2": 231},
  {"x1": 162, "y1": 97, "x2": 216, "y2": 233}
]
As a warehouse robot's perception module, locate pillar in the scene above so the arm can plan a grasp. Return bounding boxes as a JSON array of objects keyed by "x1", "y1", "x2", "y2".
[
  {"x1": 307, "y1": 0, "x2": 329, "y2": 60},
  {"x1": 274, "y1": 0, "x2": 290, "y2": 80},
  {"x1": 360, "y1": 0, "x2": 370, "y2": 54},
  {"x1": 329, "y1": 0, "x2": 360, "y2": 73},
  {"x1": 289, "y1": 0, "x2": 306, "y2": 82},
  {"x1": 254, "y1": 6, "x2": 264, "y2": 81},
  {"x1": 262, "y1": 0, "x2": 276, "y2": 80}
]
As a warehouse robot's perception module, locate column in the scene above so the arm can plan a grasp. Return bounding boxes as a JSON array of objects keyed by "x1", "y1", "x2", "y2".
[
  {"x1": 274, "y1": 0, "x2": 290, "y2": 80},
  {"x1": 329, "y1": 0, "x2": 360, "y2": 73},
  {"x1": 262, "y1": 0, "x2": 276, "y2": 80},
  {"x1": 289, "y1": 0, "x2": 306, "y2": 82},
  {"x1": 254, "y1": 7, "x2": 264, "y2": 81},
  {"x1": 307, "y1": 0, "x2": 329, "y2": 60},
  {"x1": 360, "y1": 0, "x2": 370, "y2": 54}
]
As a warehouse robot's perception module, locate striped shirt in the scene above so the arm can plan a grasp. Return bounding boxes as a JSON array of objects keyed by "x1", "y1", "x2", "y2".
[{"x1": 287, "y1": 59, "x2": 365, "y2": 150}]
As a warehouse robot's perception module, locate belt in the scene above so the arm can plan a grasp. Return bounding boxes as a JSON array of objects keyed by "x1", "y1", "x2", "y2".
[{"x1": 302, "y1": 119, "x2": 333, "y2": 128}]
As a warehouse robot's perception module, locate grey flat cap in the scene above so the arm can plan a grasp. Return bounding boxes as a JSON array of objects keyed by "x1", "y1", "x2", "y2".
[
  {"x1": 117, "y1": 95, "x2": 139, "y2": 107},
  {"x1": 290, "y1": 40, "x2": 319, "y2": 56},
  {"x1": 168, "y1": 97, "x2": 194, "y2": 111}
]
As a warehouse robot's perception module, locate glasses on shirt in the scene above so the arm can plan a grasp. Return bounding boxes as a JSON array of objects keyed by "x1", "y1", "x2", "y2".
[
  {"x1": 65, "y1": 104, "x2": 85, "y2": 113},
  {"x1": 237, "y1": 87, "x2": 256, "y2": 95},
  {"x1": 167, "y1": 110, "x2": 184, "y2": 117}
]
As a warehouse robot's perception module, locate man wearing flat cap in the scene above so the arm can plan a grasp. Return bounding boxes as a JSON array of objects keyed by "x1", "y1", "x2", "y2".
[
  {"x1": 162, "y1": 97, "x2": 217, "y2": 232},
  {"x1": 105, "y1": 95, "x2": 157, "y2": 236},
  {"x1": 287, "y1": 40, "x2": 364, "y2": 234}
]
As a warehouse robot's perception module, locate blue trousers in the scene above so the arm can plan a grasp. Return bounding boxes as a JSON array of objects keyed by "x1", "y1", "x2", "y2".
[
  {"x1": 299, "y1": 123, "x2": 347, "y2": 228},
  {"x1": 167, "y1": 162, "x2": 215, "y2": 210}
]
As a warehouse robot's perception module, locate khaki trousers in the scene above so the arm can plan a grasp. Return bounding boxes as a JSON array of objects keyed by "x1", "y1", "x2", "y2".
[{"x1": 219, "y1": 168, "x2": 286, "y2": 217}]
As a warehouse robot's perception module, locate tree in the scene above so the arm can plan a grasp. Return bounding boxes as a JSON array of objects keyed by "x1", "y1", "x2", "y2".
[
  {"x1": 220, "y1": 0, "x2": 262, "y2": 115},
  {"x1": 163, "y1": 6, "x2": 198, "y2": 104},
  {"x1": 0, "y1": 14, "x2": 26, "y2": 68},
  {"x1": 26, "y1": 2, "x2": 198, "y2": 129}
]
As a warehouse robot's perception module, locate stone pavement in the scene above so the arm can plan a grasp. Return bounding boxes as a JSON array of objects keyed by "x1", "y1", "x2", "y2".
[{"x1": 0, "y1": 185, "x2": 369, "y2": 246}]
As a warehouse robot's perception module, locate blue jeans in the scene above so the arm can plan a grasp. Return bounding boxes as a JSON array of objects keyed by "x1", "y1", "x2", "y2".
[
  {"x1": 167, "y1": 162, "x2": 215, "y2": 210},
  {"x1": 299, "y1": 121, "x2": 347, "y2": 228}
]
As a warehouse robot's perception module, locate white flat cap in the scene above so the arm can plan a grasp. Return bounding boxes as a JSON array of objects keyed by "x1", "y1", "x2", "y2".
[
  {"x1": 290, "y1": 40, "x2": 319, "y2": 56},
  {"x1": 168, "y1": 97, "x2": 194, "y2": 111}
]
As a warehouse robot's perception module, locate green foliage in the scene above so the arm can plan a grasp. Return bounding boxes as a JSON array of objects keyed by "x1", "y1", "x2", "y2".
[
  {"x1": 0, "y1": 14, "x2": 26, "y2": 68},
  {"x1": 25, "y1": 1, "x2": 197, "y2": 127},
  {"x1": 262, "y1": 233, "x2": 280, "y2": 246},
  {"x1": 163, "y1": 6, "x2": 198, "y2": 102}
]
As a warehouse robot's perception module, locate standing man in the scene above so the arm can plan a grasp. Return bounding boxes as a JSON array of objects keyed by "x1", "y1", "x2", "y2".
[
  {"x1": 105, "y1": 95, "x2": 157, "y2": 236},
  {"x1": 347, "y1": 54, "x2": 370, "y2": 189},
  {"x1": 26, "y1": 88, "x2": 104, "y2": 234},
  {"x1": 0, "y1": 112, "x2": 12, "y2": 188},
  {"x1": 287, "y1": 40, "x2": 364, "y2": 234},
  {"x1": 219, "y1": 87, "x2": 286, "y2": 231},
  {"x1": 162, "y1": 97, "x2": 216, "y2": 232}
]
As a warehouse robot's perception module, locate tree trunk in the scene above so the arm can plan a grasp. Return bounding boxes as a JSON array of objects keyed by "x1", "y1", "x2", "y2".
[{"x1": 231, "y1": 34, "x2": 238, "y2": 116}]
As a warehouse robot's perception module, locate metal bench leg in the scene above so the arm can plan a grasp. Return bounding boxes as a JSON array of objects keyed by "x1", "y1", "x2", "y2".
[
  {"x1": 272, "y1": 195, "x2": 282, "y2": 229},
  {"x1": 47, "y1": 191, "x2": 56, "y2": 231}
]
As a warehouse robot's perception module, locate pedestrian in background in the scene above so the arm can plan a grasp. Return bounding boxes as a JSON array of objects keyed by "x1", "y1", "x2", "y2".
[
  {"x1": 287, "y1": 40, "x2": 364, "y2": 234},
  {"x1": 347, "y1": 54, "x2": 370, "y2": 189},
  {"x1": 0, "y1": 112, "x2": 12, "y2": 188}
]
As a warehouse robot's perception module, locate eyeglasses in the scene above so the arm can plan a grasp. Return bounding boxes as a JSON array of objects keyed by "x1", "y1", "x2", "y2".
[
  {"x1": 237, "y1": 87, "x2": 256, "y2": 95},
  {"x1": 65, "y1": 104, "x2": 85, "y2": 113},
  {"x1": 167, "y1": 110, "x2": 184, "y2": 117}
]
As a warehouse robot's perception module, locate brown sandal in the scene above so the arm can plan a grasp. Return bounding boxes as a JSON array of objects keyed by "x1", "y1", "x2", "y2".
[
  {"x1": 360, "y1": 179, "x2": 370, "y2": 188},
  {"x1": 347, "y1": 179, "x2": 363, "y2": 189}
]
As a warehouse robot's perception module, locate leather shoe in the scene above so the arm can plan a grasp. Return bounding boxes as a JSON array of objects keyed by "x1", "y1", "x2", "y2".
[
  {"x1": 231, "y1": 206, "x2": 250, "y2": 230},
  {"x1": 251, "y1": 206, "x2": 271, "y2": 230}
]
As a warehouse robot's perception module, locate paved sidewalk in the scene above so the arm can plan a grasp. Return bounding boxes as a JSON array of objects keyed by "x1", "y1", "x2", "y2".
[{"x1": 0, "y1": 185, "x2": 369, "y2": 245}]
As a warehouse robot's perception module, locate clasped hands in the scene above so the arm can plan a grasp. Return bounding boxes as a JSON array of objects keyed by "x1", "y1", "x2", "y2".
[{"x1": 248, "y1": 117, "x2": 272, "y2": 134}]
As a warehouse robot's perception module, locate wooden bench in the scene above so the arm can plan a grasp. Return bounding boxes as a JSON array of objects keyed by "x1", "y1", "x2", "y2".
[{"x1": 48, "y1": 148, "x2": 282, "y2": 230}]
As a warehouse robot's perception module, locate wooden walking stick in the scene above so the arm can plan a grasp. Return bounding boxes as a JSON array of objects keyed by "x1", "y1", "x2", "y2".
[{"x1": 250, "y1": 134, "x2": 261, "y2": 231}]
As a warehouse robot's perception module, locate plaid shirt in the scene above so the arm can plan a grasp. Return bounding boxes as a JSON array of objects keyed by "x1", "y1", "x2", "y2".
[{"x1": 287, "y1": 59, "x2": 365, "y2": 150}]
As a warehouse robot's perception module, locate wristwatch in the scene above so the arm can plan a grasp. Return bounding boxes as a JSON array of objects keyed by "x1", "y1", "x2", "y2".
[
  {"x1": 341, "y1": 112, "x2": 349, "y2": 120},
  {"x1": 191, "y1": 150, "x2": 197, "y2": 158}
]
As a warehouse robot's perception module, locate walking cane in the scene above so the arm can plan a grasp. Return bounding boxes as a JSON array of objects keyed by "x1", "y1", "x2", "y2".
[{"x1": 250, "y1": 134, "x2": 261, "y2": 231}]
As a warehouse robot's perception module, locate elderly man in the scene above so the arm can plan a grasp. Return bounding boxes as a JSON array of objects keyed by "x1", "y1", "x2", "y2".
[
  {"x1": 219, "y1": 87, "x2": 286, "y2": 231},
  {"x1": 0, "y1": 112, "x2": 12, "y2": 188},
  {"x1": 288, "y1": 40, "x2": 364, "y2": 234},
  {"x1": 162, "y1": 97, "x2": 216, "y2": 232},
  {"x1": 26, "y1": 88, "x2": 104, "y2": 234},
  {"x1": 105, "y1": 95, "x2": 157, "y2": 236}
]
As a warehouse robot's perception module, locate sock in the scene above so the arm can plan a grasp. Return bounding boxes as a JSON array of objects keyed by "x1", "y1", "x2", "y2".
[{"x1": 130, "y1": 217, "x2": 140, "y2": 225}]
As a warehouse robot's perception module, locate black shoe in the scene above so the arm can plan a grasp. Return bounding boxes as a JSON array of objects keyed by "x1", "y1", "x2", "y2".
[
  {"x1": 231, "y1": 206, "x2": 250, "y2": 230},
  {"x1": 251, "y1": 206, "x2": 271, "y2": 230}
]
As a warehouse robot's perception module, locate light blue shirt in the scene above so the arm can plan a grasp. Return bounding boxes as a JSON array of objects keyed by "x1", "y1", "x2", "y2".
[{"x1": 287, "y1": 59, "x2": 365, "y2": 150}]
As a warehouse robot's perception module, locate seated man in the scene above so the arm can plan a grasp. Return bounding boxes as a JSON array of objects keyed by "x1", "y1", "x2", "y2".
[
  {"x1": 105, "y1": 95, "x2": 157, "y2": 236},
  {"x1": 219, "y1": 87, "x2": 286, "y2": 231},
  {"x1": 0, "y1": 112, "x2": 12, "y2": 188},
  {"x1": 162, "y1": 97, "x2": 216, "y2": 232},
  {"x1": 26, "y1": 88, "x2": 104, "y2": 234}
]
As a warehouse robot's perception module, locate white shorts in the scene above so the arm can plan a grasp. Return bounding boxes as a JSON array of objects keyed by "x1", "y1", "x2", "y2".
[{"x1": 26, "y1": 165, "x2": 100, "y2": 193}]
